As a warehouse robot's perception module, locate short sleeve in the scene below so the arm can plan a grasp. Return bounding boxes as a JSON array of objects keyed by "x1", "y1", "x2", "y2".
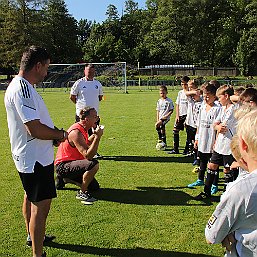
[{"x1": 70, "y1": 81, "x2": 79, "y2": 95}]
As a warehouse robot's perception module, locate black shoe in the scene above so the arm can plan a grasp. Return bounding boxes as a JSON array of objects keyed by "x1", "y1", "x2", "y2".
[
  {"x1": 194, "y1": 192, "x2": 210, "y2": 201},
  {"x1": 26, "y1": 235, "x2": 56, "y2": 247},
  {"x1": 168, "y1": 149, "x2": 179, "y2": 154},
  {"x1": 93, "y1": 153, "x2": 103, "y2": 159},
  {"x1": 55, "y1": 175, "x2": 65, "y2": 190}
]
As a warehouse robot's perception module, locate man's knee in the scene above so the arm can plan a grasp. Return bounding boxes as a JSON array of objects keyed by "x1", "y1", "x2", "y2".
[{"x1": 208, "y1": 162, "x2": 218, "y2": 170}]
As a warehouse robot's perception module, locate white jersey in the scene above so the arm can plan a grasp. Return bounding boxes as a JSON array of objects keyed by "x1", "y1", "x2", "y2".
[
  {"x1": 4, "y1": 76, "x2": 54, "y2": 173},
  {"x1": 205, "y1": 169, "x2": 257, "y2": 257},
  {"x1": 185, "y1": 97, "x2": 203, "y2": 128},
  {"x1": 156, "y1": 97, "x2": 174, "y2": 121},
  {"x1": 196, "y1": 102, "x2": 221, "y2": 153},
  {"x1": 175, "y1": 90, "x2": 188, "y2": 116},
  {"x1": 70, "y1": 77, "x2": 103, "y2": 115},
  {"x1": 213, "y1": 104, "x2": 237, "y2": 155}
]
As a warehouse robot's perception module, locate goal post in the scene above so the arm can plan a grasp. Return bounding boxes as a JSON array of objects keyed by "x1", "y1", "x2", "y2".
[{"x1": 40, "y1": 62, "x2": 127, "y2": 93}]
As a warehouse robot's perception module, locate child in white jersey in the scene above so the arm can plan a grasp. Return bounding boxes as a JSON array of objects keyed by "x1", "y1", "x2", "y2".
[
  {"x1": 188, "y1": 84, "x2": 221, "y2": 190},
  {"x1": 185, "y1": 80, "x2": 203, "y2": 165},
  {"x1": 195, "y1": 85, "x2": 236, "y2": 200},
  {"x1": 168, "y1": 76, "x2": 189, "y2": 154},
  {"x1": 155, "y1": 86, "x2": 174, "y2": 145}
]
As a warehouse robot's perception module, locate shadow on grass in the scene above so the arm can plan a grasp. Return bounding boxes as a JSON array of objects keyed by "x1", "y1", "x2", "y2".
[
  {"x1": 93, "y1": 187, "x2": 211, "y2": 206},
  {"x1": 47, "y1": 242, "x2": 216, "y2": 257},
  {"x1": 101, "y1": 155, "x2": 193, "y2": 163}
]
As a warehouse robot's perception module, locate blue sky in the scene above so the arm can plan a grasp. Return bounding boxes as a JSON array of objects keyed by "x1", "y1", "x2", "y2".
[{"x1": 65, "y1": 0, "x2": 146, "y2": 23}]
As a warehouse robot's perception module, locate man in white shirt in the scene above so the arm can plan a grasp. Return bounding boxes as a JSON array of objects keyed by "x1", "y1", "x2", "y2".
[
  {"x1": 5, "y1": 46, "x2": 68, "y2": 257},
  {"x1": 70, "y1": 63, "x2": 103, "y2": 122}
]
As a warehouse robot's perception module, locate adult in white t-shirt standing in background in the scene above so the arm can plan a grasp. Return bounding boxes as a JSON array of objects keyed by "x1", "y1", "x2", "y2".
[{"x1": 70, "y1": 63, "x2": 103, "y2": 126}]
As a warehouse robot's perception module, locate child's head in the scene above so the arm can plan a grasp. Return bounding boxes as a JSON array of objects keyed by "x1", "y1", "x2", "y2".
[
  {"x1": 181, "y1": 76, "x2": 190, "y2": 90},
  {"x1": 159, "y1": 85, "x2": 168, "y2": 98},
  {"x1": 209, "y1": 80, "x2": 220, "y2": 89},
  {"x1": 237, "y1": 109, "x2": 257, "y2": 163},
  {"x1": 203, "y1": 84, "x2": 217, "y2": 105},
  {"x1": 234, "y1": 105, "x2": 256, "y2": 120},
  {"x1": 239, "y1": 88, "x2": 257, "y2": 106},
  {"x1": 216, "y1": 85, "x2": 234, "y2": 106},
  {"x1": 188, "y1": 80, "x2": 197, "y2": 91},
  {"x1": 234, "y1": 87, "x2": 245, "y2": 96}
]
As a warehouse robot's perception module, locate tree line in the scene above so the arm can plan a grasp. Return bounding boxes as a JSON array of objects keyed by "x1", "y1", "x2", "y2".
[{"x1": 0, "y1": 0, "x2": 257, "y2": 75}]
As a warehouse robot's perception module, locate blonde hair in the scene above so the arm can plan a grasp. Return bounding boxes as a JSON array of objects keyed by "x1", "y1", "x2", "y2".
[
  {"x1": 237, "y1": 109, "x2": 257, "y2": 157},
  {"x1": 216, "y1": 85, "x2": 234, "y2": 96},
  {"x1": 234, "y1": 105, "x2": 256, "y2": 120}
]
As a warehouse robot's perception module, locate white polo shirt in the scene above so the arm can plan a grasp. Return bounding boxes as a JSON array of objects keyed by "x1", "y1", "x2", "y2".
[
  {"x1": 4, "y1": 76, "x2": 54, "y2": 173},
  {"x1": 70, "y1": 77, "x2": 103, "y2": 116}
]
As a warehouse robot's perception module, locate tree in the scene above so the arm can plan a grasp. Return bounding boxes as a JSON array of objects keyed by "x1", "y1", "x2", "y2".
[
  {"x1": 106, "y1": 4, "x2": 119, "y2": 21},
  {"x1": 234, "y1": 0, "x2": 257, "y2": 75},
  {"x1": 43, "y1": 0, "x2": 81, "y2": 63},
  {"x1": 124, "y1": 0, "x2": 139, "y2": 14},
  {"x1": 77, "y1": 19, "x2": 92, "y2": 48}
]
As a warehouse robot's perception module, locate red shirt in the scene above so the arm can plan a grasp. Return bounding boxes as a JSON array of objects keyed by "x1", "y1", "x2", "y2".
[{"x1": 54, "y1": 123, "x2": 89, "y2": 165}]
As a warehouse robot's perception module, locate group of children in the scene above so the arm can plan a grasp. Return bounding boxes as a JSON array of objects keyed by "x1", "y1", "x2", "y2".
[{"x1": 155, "y1": 76, "x2": 257, "y2": 200}]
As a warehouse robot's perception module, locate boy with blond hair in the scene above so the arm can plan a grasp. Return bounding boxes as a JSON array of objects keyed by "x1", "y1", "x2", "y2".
[{"x1": 205, "y1": 109, "x2": 257, "y2": 257}]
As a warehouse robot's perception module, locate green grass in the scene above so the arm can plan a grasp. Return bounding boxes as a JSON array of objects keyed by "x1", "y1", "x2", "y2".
[{"x1": 0, "y1": 89, "x2": 225, "y2": 257}]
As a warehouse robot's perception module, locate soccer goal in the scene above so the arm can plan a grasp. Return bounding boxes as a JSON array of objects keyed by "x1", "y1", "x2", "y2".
[{"x1": 39, "y1": 62, "x2": 127, "y2": 93}]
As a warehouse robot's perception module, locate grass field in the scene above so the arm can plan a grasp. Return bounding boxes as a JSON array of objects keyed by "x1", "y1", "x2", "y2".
[{"x1": 0, "y1": 89, "x2": 225, "y2": 257}]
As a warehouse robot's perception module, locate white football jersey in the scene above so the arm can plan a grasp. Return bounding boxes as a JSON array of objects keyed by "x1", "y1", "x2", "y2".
[
  {"x1": 70, "y1": 77, "x2": 103, "y2": 115},
  {"x1": 185, "y1": 97, "x2": 203, "y2": 128},
  {"x1": 175, "y1": 90, "x2": 188, "y2": 116},
  {"x1": 5, "y1": 76, "x2": 54, "y2": 173},
  {"x1": 156, "y1": 97, "x2": 174, "y2": 120},
  {"x1": 196, "y1": 102, "x2": 221, "y2": 153}
]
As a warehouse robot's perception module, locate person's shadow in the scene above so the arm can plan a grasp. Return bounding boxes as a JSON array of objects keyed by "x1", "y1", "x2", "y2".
[
  {"x1": 101, "y1": 155, "x2": 193, "y2": 164},
  {"x1": 47, "y1": 242, "x2": 217, "y2": 257},
  {"x1": 92, "y1": 187, "x2": 211, "y2": 206}
]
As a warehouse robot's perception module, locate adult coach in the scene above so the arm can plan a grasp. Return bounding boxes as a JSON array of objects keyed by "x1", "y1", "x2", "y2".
[
  {"x1": 70, "y1": 63, "x2": 103, "y2": 123},
  {"x1": 205, "y1": 108, "x2": 257, "y2": 256},
  {"x1": 4, "y1": 46, "x2": 68, "y2": 257},
  {"x1": 55, "y1": 107, "x2": 104, "y2": 204}
]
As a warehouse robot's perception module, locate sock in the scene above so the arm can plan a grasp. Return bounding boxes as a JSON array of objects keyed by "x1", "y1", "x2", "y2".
[
  {"x1": 173, "y1": 130, "x2": 179, "y2": 150},
  {"x1": 204, "y1": 169, "x2": 218, "y2": 196}
]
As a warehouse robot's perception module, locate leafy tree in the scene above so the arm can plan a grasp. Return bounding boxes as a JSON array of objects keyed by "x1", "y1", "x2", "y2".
[
  {"x1": 234, "y1": 0, "x2": 257, "y2": 75},
  {"x1": 105, "y1": 4, "x2": 119, "y2": 21},
  {"x1": 77, "y1": 19, "x2": 92, "y2": 48},
  {"x1": 43, "y1": 0, "x2": 81, "y2": 63},
  {"x1": 124, "y1": 0, "x2": 139, "y2": 14}
]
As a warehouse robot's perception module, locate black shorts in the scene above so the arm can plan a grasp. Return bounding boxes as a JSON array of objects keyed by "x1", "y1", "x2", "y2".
[
  {"x1": 209, "y1": 151, "x2": 235, "y2": 168},
  {"x1": 56, "y1": 159, "x2": 99, "y2": 184},
  {"x1": 174, "y1": 115, "x2": 187, "y2": 131},
  {"x1": 19, "y1": 162, "x2": 57, "y2": 202}
]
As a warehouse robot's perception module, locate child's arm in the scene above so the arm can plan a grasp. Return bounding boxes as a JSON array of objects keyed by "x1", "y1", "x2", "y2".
[
  {"x1": 175, "y1": 104, "x2": 179, "y2": 122},
  {"x1": 162, "y1": 109, "x2": 173, "y2": 120},
  {"x1": 156, "y1": 110, "x2": 160, "y2": 122}
]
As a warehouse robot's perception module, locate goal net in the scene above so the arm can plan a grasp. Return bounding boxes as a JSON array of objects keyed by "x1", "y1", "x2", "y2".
[{"x1": 39, "y1": 62, "x2": 127, "y2": 93}]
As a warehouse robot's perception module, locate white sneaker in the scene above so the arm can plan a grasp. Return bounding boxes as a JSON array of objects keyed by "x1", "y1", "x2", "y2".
[{"x1": 76, "y1": 191, "x2": 97, "y2": 202}]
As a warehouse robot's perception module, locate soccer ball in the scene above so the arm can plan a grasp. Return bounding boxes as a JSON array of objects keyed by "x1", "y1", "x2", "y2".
[{"x1": 156, "y1": 141, "x2": 166, "y2": 151}]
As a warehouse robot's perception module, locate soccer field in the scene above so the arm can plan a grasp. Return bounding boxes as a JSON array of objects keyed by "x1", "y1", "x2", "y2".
[{"x1": 0, "y1": 90, "x2": 224, "y2": 257}]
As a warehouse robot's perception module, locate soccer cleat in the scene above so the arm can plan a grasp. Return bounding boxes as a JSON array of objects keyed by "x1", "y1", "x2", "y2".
[
  {"x1": 211, "y1": 185, "x2": 218, "y2": 195},
  {"x1": 194, "y1": 192, "x2": 210, "y2": 200},
  {"x1": 168, "y1": 149, "x2": 179, "y2": 154},
  {"x1": 26, "y1": 235, "x2": 56, "y2": 247},
  {"x1": 55, "y1": 175, "x2": 65, "y2": 190},
  {"x1": 192, "y1": 166, "x2": 200, "y2": 174},
  {"x1": 187, "y1": 179, "x2": 204, "y2": 188},
  {"x1": 76, "y1": 190, "x2": 97, "y2": 202},
  {"x1": 93, "y1": 153, "x2": 103, "y2": 159}
]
